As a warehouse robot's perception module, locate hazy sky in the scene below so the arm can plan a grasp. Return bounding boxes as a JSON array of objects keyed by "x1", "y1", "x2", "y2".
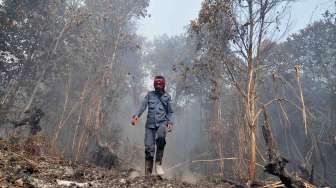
[{"x1": 137, "y1": 0, "x2": 334, "y2": 40}]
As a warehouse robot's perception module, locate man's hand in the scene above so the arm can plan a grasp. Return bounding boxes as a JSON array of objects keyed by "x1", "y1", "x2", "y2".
[
  {"x1": 166, "y1": 123, "x2": 173, "y2": 132},
  {"x1": 131, "y1": 115, "x2": 139, "y2": 126}
]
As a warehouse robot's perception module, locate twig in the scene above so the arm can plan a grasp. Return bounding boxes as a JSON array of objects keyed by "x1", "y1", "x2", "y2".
[
  {"x1": 261, "y1": 181, "x2": 284, "y2": 188},
  {"x1": 192, "y1": 157, "x2": 238, "y2": 163},
  {"x1": 192, "y1": 157, "x2": 265, "y2": 168}
]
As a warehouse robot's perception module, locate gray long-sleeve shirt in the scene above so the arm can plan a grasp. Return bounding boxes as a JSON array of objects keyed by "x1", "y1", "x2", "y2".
[{"x1": 136, "y1": 91, "x2": 174, "y2": 128}]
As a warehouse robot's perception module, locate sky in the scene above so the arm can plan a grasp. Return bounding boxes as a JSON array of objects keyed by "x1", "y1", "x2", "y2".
[{"x1": 137, "y1": 0, "x2": 334, "y2": 40}]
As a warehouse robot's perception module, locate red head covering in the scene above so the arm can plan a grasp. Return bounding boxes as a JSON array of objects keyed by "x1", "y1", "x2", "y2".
[{"x1": 154, "y1": 76, "x2": 165, "y2": 90}]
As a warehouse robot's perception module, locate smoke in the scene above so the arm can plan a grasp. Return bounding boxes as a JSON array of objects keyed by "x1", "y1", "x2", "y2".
[{"x1": 1, "y1": 0, "x2": 335, "y2": 186}]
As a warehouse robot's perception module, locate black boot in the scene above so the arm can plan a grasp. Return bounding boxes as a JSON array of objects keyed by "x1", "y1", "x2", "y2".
[
  {"x1": 155, "y1": 137, "x2": 166, "y2": 165},
  {"x1": 155, "y1": 149, "x2": 164, "y2": 165},
  {"x1": 145, "y1": 159, "x2": 153, "y2": 176}
]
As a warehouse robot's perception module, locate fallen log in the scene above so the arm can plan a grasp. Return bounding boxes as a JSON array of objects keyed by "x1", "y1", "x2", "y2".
[{"x1": 261, "y1": 109, "x2": 317, "y2": 188}]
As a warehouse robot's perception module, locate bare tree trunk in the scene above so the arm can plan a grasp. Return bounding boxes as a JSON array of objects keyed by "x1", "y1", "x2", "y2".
[
  {"x1": 71, "y1": 83, "x2": 88, "y2": 151},
  {"x1": 211, "y1": 72, "x2": 225, "y2": 176},
  {"x1": 295, "y1": 65, "x2": 308, "y2": 135},
  {"x1": 247, "y1": 0, "x2": 257, "y2": 181}
]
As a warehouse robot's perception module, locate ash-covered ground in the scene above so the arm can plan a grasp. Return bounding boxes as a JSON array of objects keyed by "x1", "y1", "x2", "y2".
[{"x1": 0, "y1": 138, "x2": 236, "y2": 188}]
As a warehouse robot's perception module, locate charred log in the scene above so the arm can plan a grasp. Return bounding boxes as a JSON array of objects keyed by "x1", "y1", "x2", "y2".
[
  {"x1": 12, "y1": 107, "x2": 44, "y2": 136},
  {"x1": 262, "y1": 109, "x2": 316, "y2": 188},
  {"x1": 90, "y1": 142, "x2": 121, "y2": 169}
]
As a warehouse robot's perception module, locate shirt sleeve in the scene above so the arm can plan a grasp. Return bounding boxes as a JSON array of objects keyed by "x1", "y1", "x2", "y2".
[
  {"x1": 136, "y1": 93, "x2": 148, "y2": 117},
  {"x1": 166, "y1": 95, "x2": 174, "y2": 125}
]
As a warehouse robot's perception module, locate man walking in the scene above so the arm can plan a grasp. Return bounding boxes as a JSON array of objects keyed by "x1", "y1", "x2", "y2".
[{"x1": 131, "y1": 76, "x2": 174, "y2": 176}]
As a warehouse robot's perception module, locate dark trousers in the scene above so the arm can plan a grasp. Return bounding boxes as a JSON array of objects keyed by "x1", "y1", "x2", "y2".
[{"x1": 144, "y1": 124, "x2": 167, "y2": 163}]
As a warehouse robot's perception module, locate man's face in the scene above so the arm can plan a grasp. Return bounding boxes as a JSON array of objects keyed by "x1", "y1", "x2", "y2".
[{"x1": 154, "y1": 77, "x2": 165, "y2": 90}]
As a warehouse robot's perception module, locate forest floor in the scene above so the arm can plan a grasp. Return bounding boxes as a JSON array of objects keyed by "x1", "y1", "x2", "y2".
[{"x1": 0, "y1": 138, "x2": 236, "y2": 188}]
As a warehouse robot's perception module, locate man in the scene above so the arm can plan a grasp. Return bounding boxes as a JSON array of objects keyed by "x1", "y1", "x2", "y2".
[{"x1": 131, "y1": 76, "x2": 174, "y2": 176}]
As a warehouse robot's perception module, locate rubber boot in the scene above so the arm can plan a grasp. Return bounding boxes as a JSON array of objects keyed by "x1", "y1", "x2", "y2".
[
  {"x1": 155, "y1": 149, "x2": 164, "y2": 165},
  {"x1": 145, "y1": 159, "x2": 153, "y2": 176}
]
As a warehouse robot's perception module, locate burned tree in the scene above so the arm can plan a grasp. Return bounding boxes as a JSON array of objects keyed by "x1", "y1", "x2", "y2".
[
  {"x1": 13, "y1": 107, "x2": 44, "y2": 136},
  {"x1": 262, "y1": 109, "x2": 317, "y2": 188}
]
